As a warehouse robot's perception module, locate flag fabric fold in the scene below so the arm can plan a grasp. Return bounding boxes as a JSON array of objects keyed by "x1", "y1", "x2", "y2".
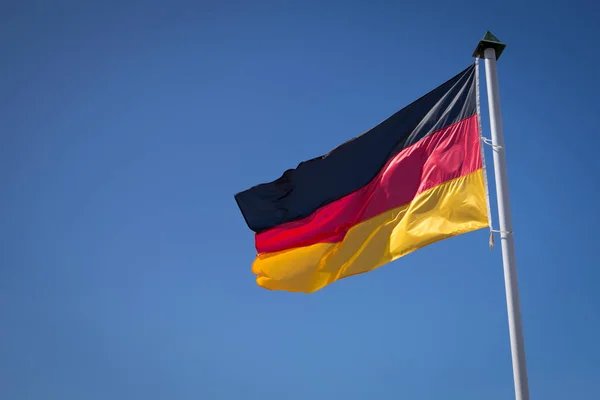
[{"x1": 235, "y1": 63, "x2": 489, "y2": 293}]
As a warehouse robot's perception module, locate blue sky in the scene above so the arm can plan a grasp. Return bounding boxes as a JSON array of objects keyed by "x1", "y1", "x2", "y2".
[{"x1": 2, "y1": 1, "x2": 599, "y2": 399}]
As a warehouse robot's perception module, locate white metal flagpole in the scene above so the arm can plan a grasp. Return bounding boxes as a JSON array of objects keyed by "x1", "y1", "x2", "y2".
[{"x1": 473, "y1": 32, "x2": 530, "y2": 400}]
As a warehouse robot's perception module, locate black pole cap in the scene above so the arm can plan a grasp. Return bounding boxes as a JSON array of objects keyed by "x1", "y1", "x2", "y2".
[{"x1": 472, "y1": 31, "x2": 506, "y2": 60}]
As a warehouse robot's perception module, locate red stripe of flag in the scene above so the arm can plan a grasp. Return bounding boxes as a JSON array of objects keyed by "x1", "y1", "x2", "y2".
[{"x1": 255, "y1": 115, "x2": 482, "y2": 254}]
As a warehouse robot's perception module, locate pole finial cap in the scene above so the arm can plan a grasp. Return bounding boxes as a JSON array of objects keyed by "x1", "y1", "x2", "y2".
[{"x1": 472, "y1": 31, "x2": 506, "y2": 60}]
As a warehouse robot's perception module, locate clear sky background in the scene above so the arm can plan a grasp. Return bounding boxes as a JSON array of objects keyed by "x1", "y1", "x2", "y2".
[{"x1": 2, "y1": 0, "x2": 599, "y2": 399}]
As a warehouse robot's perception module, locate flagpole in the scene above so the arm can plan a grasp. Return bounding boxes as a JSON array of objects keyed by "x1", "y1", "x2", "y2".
[{"x1": 474, "y1": 32, "x2": 530, "y2": 400}]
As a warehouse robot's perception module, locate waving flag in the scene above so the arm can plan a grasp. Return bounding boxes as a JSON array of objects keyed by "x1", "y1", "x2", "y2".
[{"x1": 235, "y1": 63, "x2": 489, "y2": 293}]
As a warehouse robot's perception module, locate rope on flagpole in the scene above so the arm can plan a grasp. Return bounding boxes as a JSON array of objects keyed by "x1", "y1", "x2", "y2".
[
  {"x1": 475, "y1": 57, "x2": 496, "y2": 250},
  {"x1": 481, "y1": 136, "x2": 504, "y2": 149}
]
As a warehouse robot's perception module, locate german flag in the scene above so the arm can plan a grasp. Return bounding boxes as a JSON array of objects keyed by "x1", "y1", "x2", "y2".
[{"x1": 235, "y1": 63, "x2": 489, "y2": 293}]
